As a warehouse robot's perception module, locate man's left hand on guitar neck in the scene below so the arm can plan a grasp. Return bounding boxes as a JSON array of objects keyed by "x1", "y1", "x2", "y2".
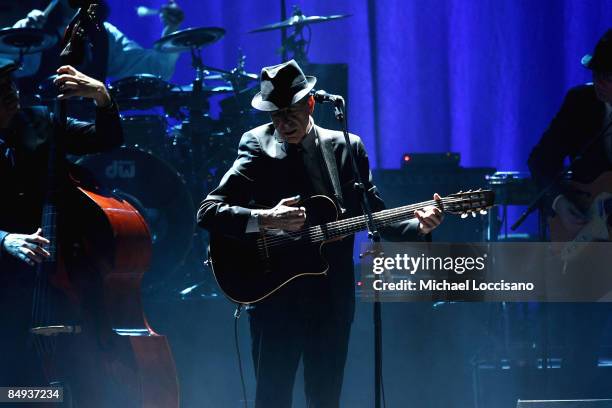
[{"x1": 415, "y1": 193, "x2": 444, "y2": 235}]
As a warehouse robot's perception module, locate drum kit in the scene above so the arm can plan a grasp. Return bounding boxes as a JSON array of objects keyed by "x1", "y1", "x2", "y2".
[{"x1": 0, "y1": 8, "x2": 351, "y2": 295}]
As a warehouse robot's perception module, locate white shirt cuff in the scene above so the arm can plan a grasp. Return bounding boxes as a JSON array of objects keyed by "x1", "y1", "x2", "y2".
[{"x1": 246, "y1": 210, "x2": 261, "y2": 233}]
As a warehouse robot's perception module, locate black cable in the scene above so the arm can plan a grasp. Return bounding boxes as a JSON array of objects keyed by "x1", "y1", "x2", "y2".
[{"x1": 234, "y1": 304, "x2": 248, "y2": 408}]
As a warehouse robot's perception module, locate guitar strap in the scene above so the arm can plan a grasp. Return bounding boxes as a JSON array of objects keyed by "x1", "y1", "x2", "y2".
[{"x1": 314, "y1": 126, "x2": 346, "y2": 214}]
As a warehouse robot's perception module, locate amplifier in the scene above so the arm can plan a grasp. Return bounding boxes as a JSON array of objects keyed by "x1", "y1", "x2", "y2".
[
  {"x1": 400, "y1": 152, "x2": 460, "y2": 169},
  {"x1": 373, "y1": 167, "x2": 496, "y2": 242},
  {"x1": 517, "y1": 400, "x2": 612, "y2": 408}
]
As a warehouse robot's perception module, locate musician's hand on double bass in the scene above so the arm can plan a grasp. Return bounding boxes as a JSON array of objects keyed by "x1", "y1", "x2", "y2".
[
  {"x1": 53, "y1": 65, "x2": 112, "y2": 107},
  {"x1": 2, "y1": 228, "x2": 51, "y2": 266}
]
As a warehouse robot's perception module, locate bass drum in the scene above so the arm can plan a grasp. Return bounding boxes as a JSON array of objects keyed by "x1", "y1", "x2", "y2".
[
  {"x1": 121, "y1": 114, "x2": 168, "y2": 154},
  {"x1": 77, "y1": 148, "x2": 195, "y2": 292}
]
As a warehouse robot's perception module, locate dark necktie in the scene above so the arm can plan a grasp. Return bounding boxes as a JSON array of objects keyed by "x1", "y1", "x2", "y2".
[{"x1": 286, "y1": 143, "x2": 312, "y2": 197}]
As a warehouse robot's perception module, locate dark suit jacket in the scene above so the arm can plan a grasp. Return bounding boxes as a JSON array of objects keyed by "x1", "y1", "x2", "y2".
[
  {"x1": 0, "y1": 103, "x2": 122, "y2": 387},
  {"x1": 528, "y1": 84, "x2": 612, "y2": 209},
  {"x1": 0, "y1": 103, "x2": 123, "y2": 281},
  {"x1": 197, "y1": 123, "x2": 423, "y2": 312}
]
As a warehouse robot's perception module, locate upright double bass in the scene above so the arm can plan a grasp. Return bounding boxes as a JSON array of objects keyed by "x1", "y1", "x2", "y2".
[{"x1": 29, "y1": 2, "x2": 179, "y2": 406}]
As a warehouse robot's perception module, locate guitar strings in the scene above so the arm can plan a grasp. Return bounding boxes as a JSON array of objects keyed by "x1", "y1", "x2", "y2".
[
  {"x1": 258, "y1": 197, "x2": 474, "y2": 248},
  {"x1": 257, "y1": 196, "x2": 488, "y2": 249}
]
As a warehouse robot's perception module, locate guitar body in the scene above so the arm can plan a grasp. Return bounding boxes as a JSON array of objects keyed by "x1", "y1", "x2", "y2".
[
  {"x1": 207, "y1": 190, "x2": 495, "y2": 304},
  {"x1": 549, "y1": 171, "x2": 612, "y2": 261},
  {"x1": 209, "y1": 195, "x2": 339, "y2": 304},
  {"x1": 39, "y1": 176, "x2": 179, "y2": 408}
]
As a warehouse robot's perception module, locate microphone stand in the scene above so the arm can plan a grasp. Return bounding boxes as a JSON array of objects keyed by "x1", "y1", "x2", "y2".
[{"x1": 331, "y1": 98, "x2": 384, "y2": 408}]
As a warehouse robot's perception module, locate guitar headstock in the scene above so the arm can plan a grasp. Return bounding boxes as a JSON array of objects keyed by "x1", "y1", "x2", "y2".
[
  {"x1": 60, "y1": 1, "x2": 104, "y2": 65},
  {"x1": 444, "y1": 189, "x2": 495, "y2": 218}
]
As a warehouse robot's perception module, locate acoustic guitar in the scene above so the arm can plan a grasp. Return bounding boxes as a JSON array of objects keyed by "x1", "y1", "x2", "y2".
[{"x1": 208, "y1": 189, "x2": 495, "y2": 304}]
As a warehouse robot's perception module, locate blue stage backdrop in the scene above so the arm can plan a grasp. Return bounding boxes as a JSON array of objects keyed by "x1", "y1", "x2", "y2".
[{"x1": 105, "y1": 0, "x2": 612, "y2": 171}]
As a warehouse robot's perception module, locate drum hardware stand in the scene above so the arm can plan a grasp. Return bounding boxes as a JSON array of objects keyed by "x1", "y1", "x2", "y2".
[
  {"x1": 228, "y1": 52, "x2": 252, "y2": 95},
  {"x1": 279, "y1": 6, "x2": 310, "y2": 64},
  {"x1": 179, "y1": 45, "x2": 224, "y2": 299},
  {"x1": 280, "y1": 0, "x2": 288, "y2": 62},
  {"x1": 250, "y1": 5, "x2": 351, "y2": 65},
  {"x1": 182, "y1": 45, "x2": 210, "y2": 201}
]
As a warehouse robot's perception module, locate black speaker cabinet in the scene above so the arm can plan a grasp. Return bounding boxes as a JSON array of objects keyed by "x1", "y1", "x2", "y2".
[{"x1": 373, "y1": 167, "x2": 495, "y2": 242}]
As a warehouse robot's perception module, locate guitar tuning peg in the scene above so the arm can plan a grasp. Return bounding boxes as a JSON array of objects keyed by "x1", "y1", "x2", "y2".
[
  {"x1": 480, "y1": 209, "x2": 488, "y2": 215},
  {"x1": 461, "y1": 213, "x2": 468, "y2": 219},
  {"x1": 471, "y1": 212, "x2": 477, "y2": 218}
]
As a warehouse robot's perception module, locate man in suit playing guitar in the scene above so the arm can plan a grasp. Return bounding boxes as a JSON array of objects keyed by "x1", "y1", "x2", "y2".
[
  {"x1": 528, "y1": 30, "x2": 612, "y2": 389},
  {"x1": 0, "y1": 59, "x2": 122, "y2": 387},
  {"x1": 528, "y1": 29, "x2": 612, "y2": 235},
  {"x1": 197, "y1": 60, "x2": 443, "y2": 408}
]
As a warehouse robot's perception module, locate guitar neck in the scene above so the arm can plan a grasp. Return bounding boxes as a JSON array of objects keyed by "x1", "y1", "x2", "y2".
[
  {"x1": 257, "y1": 190, "x2": 493, "y2": 251},
  {"x1": 306, "y1": 197, "x2": 450, "y2": 244},
  {"x1": 41, "y1": 123, "x2": 61, "y2": 262}
]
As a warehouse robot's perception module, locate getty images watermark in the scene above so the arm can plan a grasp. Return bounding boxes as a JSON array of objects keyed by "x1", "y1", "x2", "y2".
[
  {"x1": 371, "y1": 252, "x2": 534, "y2": 292},
  {"x1": 359, "y1": 242, "x2": 612, "y2": 302}
]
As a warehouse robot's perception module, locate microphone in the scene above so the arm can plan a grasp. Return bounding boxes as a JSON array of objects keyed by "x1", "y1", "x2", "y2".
[
  {"x1": 136, "y1": 6, "x2": 160, "y2": 17},
  {"x1": 312, "y1": 90, "x2": 345, "y2": 107}
]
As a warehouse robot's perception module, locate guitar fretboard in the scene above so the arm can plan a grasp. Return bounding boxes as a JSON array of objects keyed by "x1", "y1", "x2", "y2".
[{"x1": 257, "y1": 195, "x2": 481, "y2": 251}]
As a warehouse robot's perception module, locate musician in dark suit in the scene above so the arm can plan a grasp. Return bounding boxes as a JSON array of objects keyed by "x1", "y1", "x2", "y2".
[
  {"x1": 197, "y1": 60, "x2": 443, "y2": 408},
  {"x1": 528, "y1": 29, "x2": 612, "y2": 232},
  {"x1": 0, "y1": 59, "x2": 122, "y2": 386},
  {"x1": 528, "y1": 30, "x2": 612, "y2": 389}
]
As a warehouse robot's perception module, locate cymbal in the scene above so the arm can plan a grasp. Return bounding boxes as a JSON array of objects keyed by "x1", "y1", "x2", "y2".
[
  {"x1": 0, "y1": 28, "x2": 57, "y2": 54},
  {"x1": 170, "y1": 83, "x2": 235, "y2": 94},
  {"x1": 154, "y1": 27, "x2": 225, "y2": 53},
  {"x1": 202, "y1": 65, "x2": 258, "y2": 82},
  {"x1": 249, "y1": 14, "x2": 351, "y2": 33},
  {"x1": 108, "y1": 74, "x2": 174, "y2": 110}
]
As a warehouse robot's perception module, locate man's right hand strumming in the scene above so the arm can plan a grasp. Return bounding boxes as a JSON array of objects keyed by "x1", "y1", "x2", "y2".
[
  {"x1": 254, "y1": 196, "x2": 307, "y2": 231},
  {"x1": 2, "y1": 228, "x2": 51, "y2": 266}
]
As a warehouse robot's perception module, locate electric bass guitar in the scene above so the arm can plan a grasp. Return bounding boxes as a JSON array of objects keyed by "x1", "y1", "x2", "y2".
[
  {"x1": 549, "y1": 171, "x2": 612, "y2": 261},
  {"x1": 208, "y1": 189, "x2": 495, "y2": 304}
]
